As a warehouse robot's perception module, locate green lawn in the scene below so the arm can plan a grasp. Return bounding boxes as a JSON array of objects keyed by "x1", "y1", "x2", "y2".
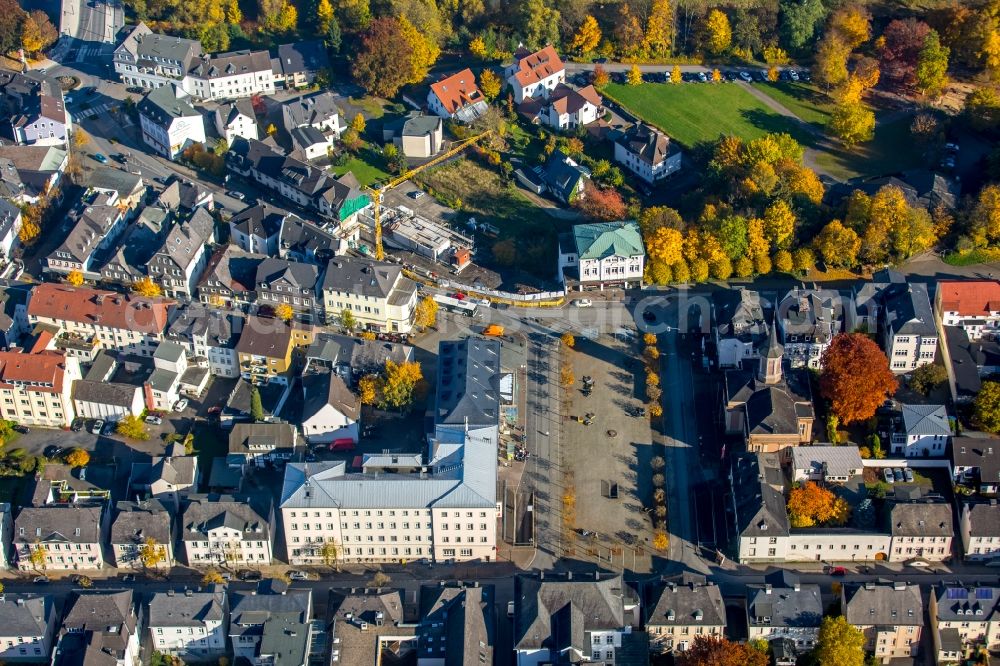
[
  {"x1": 811, "y1": 115, "x2": 924, "y2": 181},
  {"x1": 756, "y1": 82, "x2": 835, "y2": 127},
  {"x1": 330, "y1": 149, "x2": 390, "y2": 187},
  {"x1": 603, "y1": 82, "x2": 815, "y2": 148}
]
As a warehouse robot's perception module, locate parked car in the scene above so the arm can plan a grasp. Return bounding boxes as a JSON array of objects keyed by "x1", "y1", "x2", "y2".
[
  {"x1": 903, "y1": 468, "x2": 914, "y2": 482},
  {"x1": 945, "y1": 142, "x2": 960, "y2": 153},
  {"x1": 288, "y1": 571, "x2": 311, "y2": 581},
  {"x1": 145, "y1": 415, "x2": 162, "y2": 425},
  {"x1": 799, "y1": 70, "x2": 812, "y2": 82},
  {"x1": 226, "y1": 190, "x2": 246, "y2": 200},
  {"x1": 893, "y1": 468, "x2": 904, "y2": 482},
  {"x1": 756, "y1": 70, "x2": 768, "y2": 81},
  {"x1": 240, "y1": 570, "x2": 263, "y2": 581},
  {"x1": 121, "y1": 574, "x2": 135, "y2": 582},
  {"x1": 173, "y1": 399, "x2": 189, "y2": 412},
  {"x1": 408, "y1": 190, "x2": 425, "y2": 200},
  {"x1": 825, "y1": 565, "x2": 848, "y2": 576},
  {"x1": 507, "y1": 600, "x2": 515, "y2": 618},
  {"x1": 724, "y1": 71, "x2": 738, "y2": 82},
  {"x1": 33, "y1": 576, "x2": 49, "y2": 584},
  {"x1": 739, "y1": 71, "x2": 752, "y2": 82},
  {"x1": 92, "y1": 153, "x2": 108, "y2": 164},
  {"x1": 573, "y1": 298, "x2": 594, "y2": 308},
  {"x1": 90, "y1": 419, "x2": 104, "y2": 435},
  {"x1": 696, "y1": 72, "x2": 708, "y2": 83},
  {"x1": 788, "y1": 70, "x2": 800, "y2": 81},
  {"x1": 44, "y1": 445, "x2": 64, "y2": 458},
  {"x1": 13, "y1": 424, "x2": 29, "y2": 434},
  {"x1": 883, "y1": 467, "x2": 894, "y2": 484}
]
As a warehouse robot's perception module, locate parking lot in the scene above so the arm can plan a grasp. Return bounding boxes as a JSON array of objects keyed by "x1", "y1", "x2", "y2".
[{"x1": 558, "y1": 330, "x2": 657, "y2": 572}]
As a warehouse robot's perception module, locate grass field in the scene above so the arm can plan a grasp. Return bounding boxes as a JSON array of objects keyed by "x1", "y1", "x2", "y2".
[
  {"x1": 757, "y1": 82, "x2": 835, "y2": 127},
  {"x1": 811, "y1": 115, "x2": 923, "y2": 181},
  {"x1": 330, "y1": 149, "x2": 390, "y2": 187},
  {"x1": 603, "y1": 82, "x2": 814, "y2": 147}
]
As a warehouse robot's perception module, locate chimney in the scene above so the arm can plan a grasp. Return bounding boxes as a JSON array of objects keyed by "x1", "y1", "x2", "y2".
[
  {"x1": 764, "y1": 584, "x2": 772, "y2": 595},
  {"x1": 893, "y1": 582, "x2": 906, "y2": 591},
  {"x1": 793, "y1": 582, "x2": 800, "y2": 592},
  {"x1": 567, "y1": 572, "x2": 572, "y2": 581}
]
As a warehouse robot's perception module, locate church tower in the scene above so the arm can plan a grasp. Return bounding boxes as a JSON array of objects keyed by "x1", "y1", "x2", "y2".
[{"x1": 759, "y1": 321, "x2": 784, "y2": 384}]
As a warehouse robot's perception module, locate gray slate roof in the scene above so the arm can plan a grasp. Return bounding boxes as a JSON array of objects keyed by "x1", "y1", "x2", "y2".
[
  {"x1": 435, "y1": 338, "x2": 501, "y2": 428},
  {"x1": 513, "y1": 573, "x2": 625, "y2": 654},
  {"x1": 933, "y1": 585, "x2": 1000, "y2": 623},
  {"x1": 277, "y1": 40, "x2": 330, "y2": 76},
  {"x1": 138, "y1": 85, "x2": 200, "y2": 125},
  {"x1": 790, "y1": 446, "x2": 863, "y2": 478},
  {"x1": 714, "y1": 288, "x2": 768, "y2": 344},
  {"x1": 732, "y1": 452, "x2": 790, "y2": 538},
  {"x1": 746, "y1": 581, "x2": 822, "y2": 629},
  {"x1": 282, "y1": 91, "x2": 340, "y2": 129},
  {"x1": 278, "y1": 215, "x2": 338, "y2": 260},
  {"x1": 230, "y1": 202, "x2": 287, "y2": 240},
  {"x1": 62, "y1": 590, "x2": 136, "y2": 636},
  {"x1": 889, "y1": 502, "x2": 953, "y2": 537},
  {"x1": 965, "y1": 502, "x2": 1000, "y2": 537},
  {"x1": 901, "y1": 403, "x2": 950, "y2": 437},
  {"x1": 418, "y1": 584, "x2": 495, "y2": 665},
  {"x1": 148, "y1": 588, "x2": 225, "y2": 628},
  {"x1": 0, "y1": 594, "x2": 53, "y2": 638},
  {"x1": 255, "y1": 257, "x2": 319, "y2": 293},
  {"x1": 72, "y1": 380, "x2": 140, "y2": 408},
  {"x1": 883, "y1": 283, "x2": 936, "y2": 337},
  {"x1": 321, "y1": 256, "x2": 405, "y2": 299},
  {"x1": 189, "y1": 50, "x2": 271, "y2": 79},
  {"x1": 645, "y1": 579, "x2": 725, "y2": 627},
  {"x1": 182, "y1": 496, "x2": 269, "y2": 541},
  {"x1": 110, "y1": 500, "x2": 172, "y2": 545},
  {"x1": 842, "y1": 583, "x2": 922, "y2": 626},
  {"x1": 301, "y1": 371, "x2": 360, "y2": 422},
  {"x1": 14, "y1": 505, "x2": 103, "y2": 544},
  {"x1": 229, "y1": 423, "x2": 298, "y2": 454}
]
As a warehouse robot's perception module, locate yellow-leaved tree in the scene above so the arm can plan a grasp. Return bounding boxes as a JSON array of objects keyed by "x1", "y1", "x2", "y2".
[
  {"x1": 132, "y1": 277, "x2": 162, "y2": 297},
  {"x1": 274, "y1": 303, "x2": 294, "y2": 321},
  {"x1": 571, "y1": 15, "x2": 602, "y2": 54},
  {"x1": 65, "y1": 448, "x2": 90, "y2": 468},
  {"x1": 479, "y1": 69, "x2": 501, "y2": 101},
  {"x1": 642, "y1": 0, "x2": 673, "y2": 56},
  {"x1": 627, "y1": 64, "x2": 642, "y2": 85},
  {"x1": 413, "y1": 295, "x2": 439, "y2": 329},
  {"x1": 66, "y1": 270, "x2": 85, "y2": 287},
  {"x1": 358, "y1": 374, "x2": 379, "y2": 405},
  {"x1": 380, "y1": 359, "x2": 423, "y2": 409},
  {"x1": 116, "y1": 415, "x2": 150, "y2": 441},
  {"x1": 317, "y1": 0, "x2": 335, "y2": 36},
  {"x1": 399, "y1": 15, "x2": 440, "y2": 86},
  {"x1": 138, "y1": 537, "x2": 167, "y2": 569},
  {"x1": 704, "y1": 9, "x2": 732, "y2": 54},
  {"x1": 670, "y1": 64, "x2": 681, "y2": 84}
]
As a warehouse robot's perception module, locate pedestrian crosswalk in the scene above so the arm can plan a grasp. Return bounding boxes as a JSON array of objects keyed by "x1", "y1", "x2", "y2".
[
  {"x1": 74, "y1": 46, "x2": 106, "y2": 62},
  {"x1": 73, "y1": 102, "x2": 111, "y2": 119}
]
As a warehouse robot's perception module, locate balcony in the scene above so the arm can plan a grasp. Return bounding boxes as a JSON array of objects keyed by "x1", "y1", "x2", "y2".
[{"x1": 54, "y1": 333, "x2": 98, "y2": 352}]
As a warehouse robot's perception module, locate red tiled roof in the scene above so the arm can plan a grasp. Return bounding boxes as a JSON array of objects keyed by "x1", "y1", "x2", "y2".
[
  {"x1": 27, "y1": 283, "x2": 171, "y2": 334},
  {"x1": 938, "y1": 281, "x2": 1000, "y2": 315},
  {"x1": 429, "y1": 69, "x2": 484, "y2": 115},
  {"x1": 549, "y1": 84, "x2": 602, "y2": 115},
  {"x1": 512, "y1": 46, "x2": 565, "y2": 87},
  {"x1": 0, "y1": 349, "x2": 68, "y2": 393}
]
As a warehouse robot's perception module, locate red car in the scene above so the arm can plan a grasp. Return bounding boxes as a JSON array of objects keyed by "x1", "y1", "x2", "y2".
[
  {"x1": 330, "y1": 438, "x2": 356, "y2": 452},
  {"x1": 825, "y1": 566, "x2": 848, "y2": 576},
  {"x1": 452, "y1": 292, "x2": 466, "y2": 300}
]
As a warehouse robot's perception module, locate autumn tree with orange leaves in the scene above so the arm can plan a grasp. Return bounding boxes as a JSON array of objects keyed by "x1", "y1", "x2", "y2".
[
  {"x1": 676, "y1": 636, "x2": 768, "y2": 666},
  {"x1": 820, "y1": 333, "x2": 897, "y2": 425},
  {"x1": 787, "y1": 481, "x2": 850, "y2": 527},
  {"x1": 575, "y1": 185, "x2": 627, "y2": 221}
]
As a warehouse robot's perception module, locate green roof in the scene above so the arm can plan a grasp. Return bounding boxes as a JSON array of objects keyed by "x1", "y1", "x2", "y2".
[{"x1": 573, "y1": 221, "x2": 644, "y2": 260}]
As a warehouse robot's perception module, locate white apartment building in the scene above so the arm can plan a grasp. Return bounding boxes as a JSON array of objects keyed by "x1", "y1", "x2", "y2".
[
  {"x1": 0, "y1": 347, "x2": 80, "y2": 428},
  {"x1": 0, "y1": 595, "x2": 56, "y2": 662},
  {"x1": 504, "y1": 45, "x2": 565, "y2": 104},
  {"x1": 645, "y1": 579, "x2": 726, "y2": 654},
  {"x1": 614, "y1": 123, "x2": 682, "y2": 184},
  {"x1": 138, "y1": 85, "x2": 206, "y2": 160},
  {"x1": 184, "y1": 50, "x2": 275, "y2": 101},
  {"x1": 842, "y1": 583, "x2": 923, "y2": 662},
  {"x1": 882, "y1": 283, "x2": 938, "y2": 372},
  {"x1": 776, "y1": 288, "x2": 844, "y2": 370},
  {"x1": 427, "y1": 68, "x2": 488, "y2": 122},
  {"x1": 215, "y1": 100, "x2": 259, "y2": 143},
  {"x1": 890, "y1": 403, "x2": 951, "y2": 457},
  {"x1": 321, "y1": 257, "x2": 418, "y2": 333},
  {"x1": 14, "y1": 505, "x2": 105, "y2": 571},
  {"x1": 558, "y1": 221, "x2": 645, "y2": 290},
  {"x1": 110, "y1": 500, "x2": 174, "y2": 570},
  {"x1": 182, "y1": 498, "x2": 273, "y2": 567},
  {"x1": 27, "y1": 283, "x2": 171, "y2": 358},
  {"x1": 148, "y1": 589, "x2": 227, "y2": 660},
  {"x1": 56, "y1": 591, "x2": 139, "y2": 666},
  {"x1": 937, "y1": 281, "x2": 1000, "y2": 340},
  {"x1": 960, "y1": 502, "x2": 1000, "y2": 561},
  {"x1": 113, "y1": 23, "x2": 202, "y2": 90}
]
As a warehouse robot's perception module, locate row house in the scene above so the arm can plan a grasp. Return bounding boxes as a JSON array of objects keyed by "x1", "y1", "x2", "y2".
[
  {"x1": 557, "y1": 221, "x2": 645, "y2": 290},
  {"x1": 27, "y1": 283, "x2": 172, "y2": 358},
  {"x1": 0, "y1": 200, "x2": 22, "y2": 264},
  {"x1": 184, "y1": 50, "x2": 274, "y2": 101},
  {"x1": 230, "y1": 202, "x2": 287, "y2": 255},
  {"x1": 0, "y1": 144, "x2": 68, "y2": 206},
  {"x1": 230, "y1": 582, "x2": 311, "y2": 666},
  {"x1": 645, "y1": 576, "x2": 726, "y2": 655},
  {"x1": 952, "y1": 438, "x2": 1000, "y2": 496},
  {"x1": 0, "y1": 594, "x2": 57, "y2": 662},
  {"x1": 110, "y1": 499, "x2": 174, "y2": 570},
  {"x1": 167, "y1": 306, "x2": 244, "y2": 378},
  {"x1": 960, "y1": 501, "x2": 1000, "y2": 562},
  {"x1": 888, "y1": 502, "x2": 954, "y2": 562},
  {"x1": 46, "y1": 190, "x2": 127, "y2": 276},
  {"x1": 842, "y1": 582, "x2": 922, "y2": 662},
  {"x1": 53, "y1": 591, "x2": 139, "y2": 666},
  {"x1": 198, "y1": 245, "x2": 265, "y2": 310},
  {"x1": 0, "y1": 346, "x2": 80, "y2": 428},
  {"x1": 137, "y1": 84, "x2": 206, "y2": 160},
  {"x1": 226, "y1": 138, "x2": 370, "y2": 227},
  {"x1": 746, "y1": 574, "x2": 822, "y2": 663},
  {"x1": 228, "y1": 423, "x2": 300, "y2": 469},
  {"x1": 712, "y1": 288, "x2": 769, "y2": 369},
  {"x1": 882, "y1": 282, "x2": 938, "y2": 373},
  {"x1": 279, "y1": 214, "x2": 341, "y2": 265},
  {"x1": 930, "y1": 583, "x2": 1000, "y2": 664},
  {"x1": 181, "y1": 496, "x2": 274, "y2": 567},
  {"x1": 234, "y1": 315, "x2": 313, "y2": 386},
  {"x1": 614, "y1": 123, "x2": 683, "y2": 184},
  {"x1": 147, "y1": 207, "x2": 215, "y2": 298},
  {"x1": 129, "y1": 444, "x2": 199, "y2": 511},
  {"x1": 320, "y1": 256, "x2": 417, "y2": 333},
  {"x1": 937, "y1": 280, "x2": 1000, "y2": 340},
  {"x1": 147, "y1": 588, "x2": 227, "y2": 660},
  {"x1": 255, "y1": 257, "x2": 320, "y2": 318}
]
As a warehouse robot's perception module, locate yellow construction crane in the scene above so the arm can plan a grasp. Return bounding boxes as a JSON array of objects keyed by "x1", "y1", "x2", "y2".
[{"x1": 370, "y1": 131, "x2": 488, "y2": 261}]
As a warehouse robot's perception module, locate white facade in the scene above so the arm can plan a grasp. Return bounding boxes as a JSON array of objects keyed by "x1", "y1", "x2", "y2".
[
  {"x1": 960, "y1": 503, "x2": 1000, "y2": 561},
  {"x1": 149, "y1": 593, "x2": 226, "y2": 659},
  {"x1": 544, "y1": 101, "x2": 599, "y2": 130},
  {"x1": 302, "y1": 402, "x2": 358, "y2": 445},
  {"x1": 0, "y1": 596, "x2": 55, "y2": 662},
  {"x1": 321, "y1": 285, "x2": 417, "y2": 334},
  {"x1": 184, "y1": 526, "x2": 272, "y2": 567},
  {"x1": 183, "y1": 64, "x2": 275, "y2": 101},
  {"x1": 215, "y1": 108, "x2": 258, "y2": 144},
  {"x1": 73, "y1": 386, "x2": 145, "y2": 423},
  {"x1": 140, "y1": 111, "x2": 206, "y2": 161},
  {"x1": 888, "y1": 334, "x2": 938, "y2": 373},
  {"x1": 739, "y1": 531, "x2": 891, "y2": 564},
  {"x1": 613, "y1": 141, "x2": 682, "y2": 184},
  {"x1": 578, "y1": 254, "x2": 643, "y2": 286},
  {"x1": 0, "y1": 353, "x2": 80, "y2": 428}
]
